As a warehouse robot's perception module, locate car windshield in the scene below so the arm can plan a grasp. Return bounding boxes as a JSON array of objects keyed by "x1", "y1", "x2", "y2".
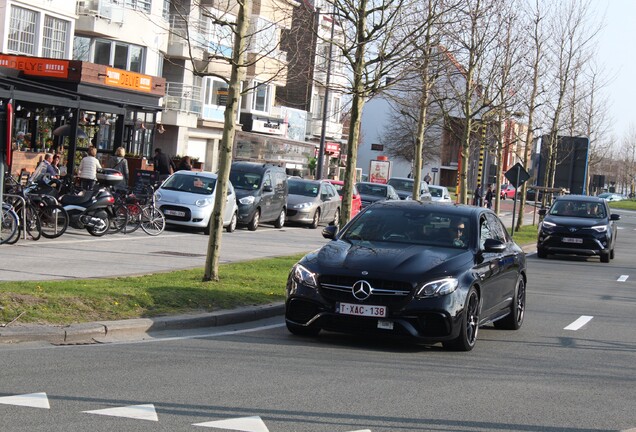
[
  {"x1": 357, "y1": 183, "x2": 387, "y2": 197},
  {"x1": 340, "y1": 206, "x2": 470, "y2": 248},
  {"x1": 549, "y1": 200, "x2": 606, "y2": 218},
  {"x1": 160, "y1": 173, "x2": 216, "y2": 195},
  {"x1": 289, "y1": 180, "x2": 319, "y2": 197},
  {"x1": 229, "y1": 171, "x2": 262, "y2": 190},
  {"x1": 387, "y1": 179, "x2": 413, "y2": 192},
  {"x1": 429, "y1": 187, "x2": 443, "y2": 198}
]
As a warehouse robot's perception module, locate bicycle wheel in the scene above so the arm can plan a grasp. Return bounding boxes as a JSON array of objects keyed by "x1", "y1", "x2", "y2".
[
  {"x1": 38, "y1": 204, "x2": 69, "y2": 239},
  {"x1": 123, "y1": 202, "x2": 143, "y2": 234},
  {"x1": 140, "y1": 206, "x2": 165, "y2": 236},
  {"x1": 109, "y1": 204, "x2": 129, "y2": 234},
  {"x1": 24, "y1": 203, "x2": 42, "y2": 241},
  {"x1": 1, "y1": 207, "x2": 19, "y2": 245}
]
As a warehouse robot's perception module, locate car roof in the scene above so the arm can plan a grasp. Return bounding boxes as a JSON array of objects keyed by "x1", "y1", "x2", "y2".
[
  {"x1": 173, "y1": 170, "x2": 217, "y2": 179},
  {"x1": 231, "y1": 161, "x2": 285, "y2": 173},
  {"x1": 554, "y1": 194, "x2": 604, "y2": 203},
  {"x1": 357, "y1": 181, "x2": 389, "y2": 187}
]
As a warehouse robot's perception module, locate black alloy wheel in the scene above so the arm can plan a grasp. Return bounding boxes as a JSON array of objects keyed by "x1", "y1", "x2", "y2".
[{"x1": 443, "y1": 287, "x2": 479, "y2": 351}]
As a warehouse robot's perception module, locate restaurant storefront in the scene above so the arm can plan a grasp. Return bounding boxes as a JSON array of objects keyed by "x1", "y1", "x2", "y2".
[{"x1": 0, "y1": 54, "x2": 164, "y2": 182}]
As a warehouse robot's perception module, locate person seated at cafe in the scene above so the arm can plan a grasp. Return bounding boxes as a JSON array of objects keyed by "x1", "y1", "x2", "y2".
[
  {"x1": 177, "y1": 155, "x2": 193, "y2": 171},
  {"x1": 32, "y1": 153, "x2": 60, "y2": 181}
]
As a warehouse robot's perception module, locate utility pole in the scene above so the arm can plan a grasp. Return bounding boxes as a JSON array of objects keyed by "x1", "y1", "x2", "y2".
[{"x1": 316, "y1": 9, "x2": 335, "y2": 180}]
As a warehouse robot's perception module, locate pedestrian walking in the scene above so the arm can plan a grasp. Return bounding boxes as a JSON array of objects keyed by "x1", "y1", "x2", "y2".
[
  {"x1": 153, "y1": 148, "x2": 176, "y2": 180},
  {"x1": 424, "y1": 172, "x2": 432, "y2": 184},
  {"x1": 485, "y1": 184, "x2": 493, "y2": 209},
  {"x1": 473, "y1": 183, "x2": 482, "y2": 207}
]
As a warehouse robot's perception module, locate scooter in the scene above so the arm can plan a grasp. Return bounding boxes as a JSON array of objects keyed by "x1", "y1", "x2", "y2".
[{"x1": 59, "y1": 185, "x2": 115, "y2": 236}]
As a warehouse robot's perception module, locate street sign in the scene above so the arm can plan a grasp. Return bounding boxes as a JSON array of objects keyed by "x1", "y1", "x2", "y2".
[
  {"x1": 431, "y1": 167, "x2": 439, "y2": 173},
  {"x1": 504, "y1": 163, "x2": 530, "y2": 188}
]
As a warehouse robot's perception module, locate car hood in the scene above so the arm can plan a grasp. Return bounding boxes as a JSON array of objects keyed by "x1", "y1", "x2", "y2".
[
  {"x1": 157, "y1": 188, "x2": 215, "y2": 205},
  {"x1": 234, "y1": 188, "x2": 257, "y2": 200},
  {"x1": 288, "y1": 194, "x2": 318, "y2": 206},
  {"x1": 302, "y1": 239, "x2": 472, "y2": 280},
  {"x1": 543, "y1": 215, "x2": 606, "y2": 227}
]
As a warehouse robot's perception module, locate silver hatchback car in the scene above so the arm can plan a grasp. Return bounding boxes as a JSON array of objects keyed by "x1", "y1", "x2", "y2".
[
  {"x1": 155, "y1": 171, "x2": 239, "y2": 234},
  {"x1": 286, "y1": 179, "x2": 341, "y2": 228}
]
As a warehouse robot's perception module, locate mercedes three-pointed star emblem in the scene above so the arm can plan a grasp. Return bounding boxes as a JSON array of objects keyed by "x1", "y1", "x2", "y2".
[{"x1": 352, "y1": 280, "x2": 372, "y2": 301}]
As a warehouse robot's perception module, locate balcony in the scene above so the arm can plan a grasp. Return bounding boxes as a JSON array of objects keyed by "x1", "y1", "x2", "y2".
[
  {"x1": 308, "y1": 118, "x2": 343, "y2": 139},
  {"x1": 75, "y1": 0, "x2": 124, "y2": 34},
  {"x1": 164, "y1": 82, "x2": 202, "y2": 115},
  {"x1": 167, "y1": 15, "x2": 208, "y2": 59}
]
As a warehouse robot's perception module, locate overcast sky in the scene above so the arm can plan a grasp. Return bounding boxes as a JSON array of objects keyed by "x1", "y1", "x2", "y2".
[{"x1": 593, "y1": 0, "x2": 636, "y2": 142}]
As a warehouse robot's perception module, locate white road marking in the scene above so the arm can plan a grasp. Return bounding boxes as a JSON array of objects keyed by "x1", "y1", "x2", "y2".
[
  {"x1": 617, "y1": 275, "x2": 629, "y2": 282},
  {"x1": 564, "y1": 315, "x2": 594, "y2": 331},
  {"x1": 84, "y1": 403, "x2": 158, "y2": 421},
  {"x1": 348, "y1": 430, "x2": 372, "y2": 432},
  {"x1": 193, "y1": 415, "x2": 269, "y2": 431},
  {"x1": 0, "y1": 392, "x2": 50, "y2": 409}
]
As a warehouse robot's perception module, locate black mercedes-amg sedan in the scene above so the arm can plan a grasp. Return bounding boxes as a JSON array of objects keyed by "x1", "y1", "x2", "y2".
[{"x1": 285, "y1": 200, "x2": 527, "y2": 351}]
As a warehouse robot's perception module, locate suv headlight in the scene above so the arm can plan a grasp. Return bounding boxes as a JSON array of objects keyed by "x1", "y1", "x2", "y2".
[
  {"x1": 416, "y1": 277, "x2": 459, "y2": 298},
  {"x1": 540, "y1": 220, "x2": 555, "y2": 231},
  {"x1": 239, "y1": 196, "x2": 255, "y2": 205},
  {"x1": 591, "y1": 225, "x2": 608, "y2": 233},
  {"x1": 291, "y1": 264, "x2": 318, "y2": 288}
]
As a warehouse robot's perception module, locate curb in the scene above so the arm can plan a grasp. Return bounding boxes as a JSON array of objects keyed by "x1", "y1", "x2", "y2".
[{"x1": 0, "y1": 303, "x2": 285, "y2": 345}]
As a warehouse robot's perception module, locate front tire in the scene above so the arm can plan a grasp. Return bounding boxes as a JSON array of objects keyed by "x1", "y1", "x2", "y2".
[
  {"x1": 310, "y1": 208, "x2": 320, "y2": 229},
  {"x1": 600, "y1": 251, "x2": 610, "y2": 263},
  {"x1": 248, "y1": 209, "x2": 260, "y2": 231},
  {"x1": 494, "y1": 276, "x2": 525, "y2": 330},
  {"x1": 537, "y1": 246, "x2": 547, "y2": 259},
  {"x1": 330, "y1": 208, "x2": 340, "y2": 230},
  {"x1": 87, "y1": 216, "x2": 110, "y2": 237},
  {"x1": 226, "y1": 212, "x2": 238, "y2": 233},
  {"x1": 443, "y1": 287, "x2": 479, "y2": 351}
]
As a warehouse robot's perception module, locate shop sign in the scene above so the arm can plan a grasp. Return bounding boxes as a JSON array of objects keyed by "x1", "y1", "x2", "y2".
[
  {"x1": 325, "y1": 142, "x2": 340, "y2": 157},
  {"x1": 104, "y1": 67, "x2": 152, "y2": 92},
  {"x1": 0, "y1": 54, "x2": 69, "y2": 78},
  {"x1": 252, "y1": 118, "x2": 285, "y2": 136}
]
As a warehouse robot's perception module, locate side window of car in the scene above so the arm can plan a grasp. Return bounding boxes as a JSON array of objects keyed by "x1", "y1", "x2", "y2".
[
  {"x1": 479, "y1": 216, "x2": 494, "y2": 250},
  {"x1": 263, "y1": 173, "x2": 272, "y2": 189},
  {"x1": 486, "y1": 213, "x2": 509, "y2": 242}
]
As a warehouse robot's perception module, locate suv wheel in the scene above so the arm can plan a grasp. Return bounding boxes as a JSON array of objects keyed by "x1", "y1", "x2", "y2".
[
  {"x1": 274, "y1": 208, "x2": 285, "y2": 228},
  {"x1": 248, "y1": 210, "x2": 260, "y2": 231}
]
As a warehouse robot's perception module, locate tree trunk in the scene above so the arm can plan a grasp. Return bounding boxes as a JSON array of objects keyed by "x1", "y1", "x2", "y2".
[{"x1": 203, "y1": 0, "x2": 251, "y2": 282}]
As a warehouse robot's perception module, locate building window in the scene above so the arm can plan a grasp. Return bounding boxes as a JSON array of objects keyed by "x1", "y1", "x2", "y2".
[
  {"x1": 73, "y1": 36, "x2": 91, "y2": 61},
  {"x1": 204, "y1": 77, "x2": 229, "y2": 106},
  {"x1": 331, "y1": 96, "x2": 341, "y2": 121},
  {"x1": 125, "y1": 0, "x2": 151, "y2": 13},
  {"x1": 7, "y1": 6, "x2": 37, "y2": 55},
  {"x1": 162, "y1": 0, "x2": 170, "y2": 20},
  {"x1": 42, "y1": 16, "x2": 69, "y2": 58},
  {"x1": 81, "y1": 39, "x2": 145, "y2": 73},
  {"x1": 252, "y1": 82, "x2": 271, "y2": 112},
  {"x1": 371, "y1": 144, "x2": 384, "y2": 151}
]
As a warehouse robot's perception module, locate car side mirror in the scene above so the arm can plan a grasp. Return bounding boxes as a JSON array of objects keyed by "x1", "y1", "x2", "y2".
[
  {"x1": 538, "y1": 208, "x2": 547, "y2": 216},
  {"x1": 322, "y1": 225, "x2": 338, "y2": 239},
  {"x1": 263, "y1": 184, "x2": 273, "y2": 192},
  {"x1": 610, "y1": 214, "x2": 621, "y2": 221},
  {"x1": 483, "y1": 238, "x2": 506, "y2": 252}
]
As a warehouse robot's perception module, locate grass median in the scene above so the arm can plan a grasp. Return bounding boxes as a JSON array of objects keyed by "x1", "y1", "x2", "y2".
[{"x1": 0, "y1": 254, "x2": 304, "y2": 326}]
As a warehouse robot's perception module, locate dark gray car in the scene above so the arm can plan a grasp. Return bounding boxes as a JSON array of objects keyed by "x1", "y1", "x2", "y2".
[
  {"x1": 387, "y1": 177, "x2": 433, "y2": 201},
  {"x1": 356, "y1": 182, "x2": 400, "y2": 208}
]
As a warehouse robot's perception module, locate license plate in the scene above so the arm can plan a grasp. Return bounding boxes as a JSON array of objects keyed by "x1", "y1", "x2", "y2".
[
  {"x1": 336, "y1": 302, "x2": 387, "y2": 318},
  {"x1": 562, "y1": 237, "x2": 583, "y2": 244},
  {"x1": 164, "y1": 209, "x2": 185, "y2": 217}
]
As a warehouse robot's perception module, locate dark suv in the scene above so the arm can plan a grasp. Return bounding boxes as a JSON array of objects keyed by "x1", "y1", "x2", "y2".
[{"x1": 537, "y1": 195, "x2": 620, "y2": 263}]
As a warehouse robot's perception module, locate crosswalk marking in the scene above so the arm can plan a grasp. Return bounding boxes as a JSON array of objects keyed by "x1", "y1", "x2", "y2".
[
  {"x1": 84, "y1": 403, "x2": 158, "y2": 421},
  {"x1": 564, "y1": 315, "x2": 594, "y2": 331},
  {"x1": 193, "y1": 416, "x2": 269, "y2": 431},
  {"x1": 0, "y1": 392, "x2": 50, "y2": 409}
]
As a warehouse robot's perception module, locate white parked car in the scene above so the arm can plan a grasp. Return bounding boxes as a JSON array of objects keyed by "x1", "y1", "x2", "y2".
[
  {"x1": 597, "y1": 192, "x2": 625, "y2": 202},
  {"x1": 155, "y1": 171, "x2": 238, "y2": 234},
  {"x1": 428, "y1": 185, "x2": 452, "y2": 203}
]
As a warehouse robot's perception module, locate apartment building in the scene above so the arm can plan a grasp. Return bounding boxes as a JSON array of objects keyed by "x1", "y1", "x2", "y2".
[{"x1": 1, "y1": 0, "x2": 345, "y2": 176}]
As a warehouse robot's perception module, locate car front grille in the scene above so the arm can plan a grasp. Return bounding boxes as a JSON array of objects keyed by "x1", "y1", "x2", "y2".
[{"x1": 318, "y1": 275, "x2": 412, "y2": 307}]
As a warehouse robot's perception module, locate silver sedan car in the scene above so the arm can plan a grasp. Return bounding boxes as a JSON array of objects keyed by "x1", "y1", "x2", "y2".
[
  {"x1": 155, "y1": 171, "x2": 238, "y2": 234},
  {"x1": 286, "y1": 179, "x2": 341, "y2": 228}
]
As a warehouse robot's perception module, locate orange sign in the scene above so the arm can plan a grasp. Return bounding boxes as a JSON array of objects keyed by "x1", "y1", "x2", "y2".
[
  {"x1": 0, "y1": 54, "x2": 69, "y2": 78},
  {"x1": 103, "y1": 67, "x2": 152, "y2": 92}
]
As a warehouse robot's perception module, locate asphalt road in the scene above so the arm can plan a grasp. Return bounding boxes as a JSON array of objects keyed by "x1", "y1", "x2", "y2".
[{"x1": 0, "y1": 210, "x2": 635, "y2": 431}]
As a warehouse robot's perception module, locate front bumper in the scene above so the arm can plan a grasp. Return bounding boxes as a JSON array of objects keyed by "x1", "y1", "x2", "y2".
[
  {"x1": 158, "y1": 203, "x2": 210, "y2": 228},
  {"x1": 286, "y1": 208, "x2": 315, "y2": 224}
]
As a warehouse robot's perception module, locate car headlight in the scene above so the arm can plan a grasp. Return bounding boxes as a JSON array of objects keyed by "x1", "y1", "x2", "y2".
[
  {"x1": 195, "y1": 198, "x2": 213, "y2": 207},
  {"x1": 155, "y1": 191, "x2": 162, "y2": 201},
  {"x1": 540, "y1": 220, "x2": 556, "y2": 230},
  {"x1": 416, "y1": 277, "x2": 459, "y2": 298},
  {"x1": 239, "y1": 196, "x2": 255, "y2": 205},
  {"x1": 291, "y1": 264, "x2": 318, "y2": 288},
  {"x1": 591, "y1": 225, "x2": 608, "y2": 233},
  {"x1": 292, "y1": 202, "x2": 313, "y2": 209}
]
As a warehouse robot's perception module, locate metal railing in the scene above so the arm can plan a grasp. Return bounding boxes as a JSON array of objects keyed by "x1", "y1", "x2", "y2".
[
  {"x1": 168, "y1": 15, "x2": 209, "y2": 50},
  {"x1": 164, "y1": 82, "x2": 202, "y2": 115},
  {"x1": 76, "y1": 0, "x2": 125, "y2": 24}
]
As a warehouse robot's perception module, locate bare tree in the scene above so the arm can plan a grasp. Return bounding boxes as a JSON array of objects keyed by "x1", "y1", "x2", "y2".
[{"x1": 325, "y1": 0, "x2": 430, "y2": 224}]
